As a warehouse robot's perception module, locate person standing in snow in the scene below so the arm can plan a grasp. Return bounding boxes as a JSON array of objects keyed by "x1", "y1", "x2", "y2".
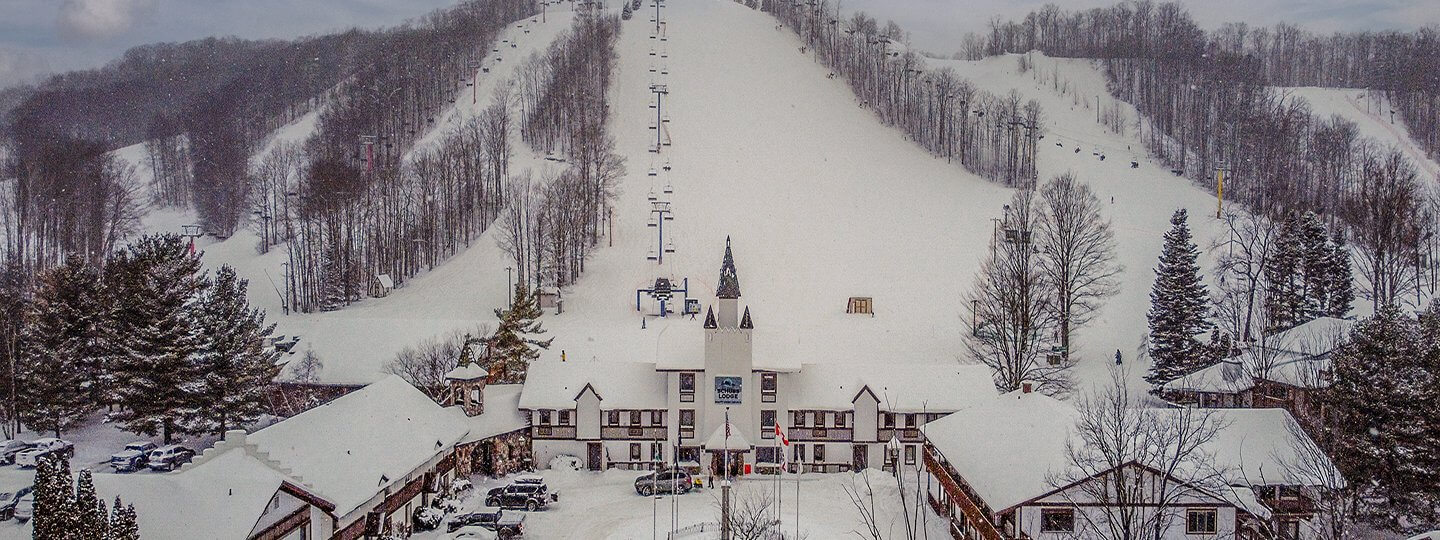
[{"x1": 1115, "y1": 349, "x2": 1123, "y2": 365}]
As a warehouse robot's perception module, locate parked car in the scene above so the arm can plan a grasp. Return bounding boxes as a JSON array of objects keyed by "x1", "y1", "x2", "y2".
[
  {"x1": 109, "y1": 442, "x2": 157, "y2": 472},
  {"x1": 146, "y1": 445, "x2": 194, "y2": 471},
  {"x1": 0, "y1": 440, "x2": 34, "y2": 465},
  {"x1": 10, "y1": 493, "x2": 33, "y2": 523},
  {"x1": 446, "y1": 507, "x2": 524, "y2": 538},
  {"x1": 448, "y1": 526, "x2": 499, "y2": 539},
  {"x1": 484, "y1": 481, "x2": 556, "y2": 511},
  {"x1": 14, "y1": 438, "x2": 74, "y2": 468},
  {"x1": 0, "y1": 486, "x2": 33, "y2": 521},
  {"x1": 634, "y1": 468, "x2": 693, "y2": 496}
]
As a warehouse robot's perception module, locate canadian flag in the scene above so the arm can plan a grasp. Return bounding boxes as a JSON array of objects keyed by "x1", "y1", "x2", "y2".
[{"x1": 774, "y1": 423, "x2": 789, "y2": 446}]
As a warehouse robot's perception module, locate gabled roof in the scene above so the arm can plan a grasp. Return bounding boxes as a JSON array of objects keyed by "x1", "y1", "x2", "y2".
[
  {"x1": 445, "y1": 363, "x2": 489, "y2": 381},
  {"x1": 92, "y1": 446, "x2": 315, "y2": 540},
  {"x1": 519, "y1": 359, "x2": 668, "y2": 410},
  {"x1": 1261, "y1": 317, "x2": 1353, "y2": 356},
  {"x1": 921, "y1": 390, "x2": 1079, "y2": 512},
  {"x1": 247, "y1": 375, "x2": 471, "y2": 517},
  {"x1": 923, "y1": 394, "x2": 1342, "y2": 515},
  {"x1": 1164, "y1": 348, "x2": 1328, "y2": 394}
]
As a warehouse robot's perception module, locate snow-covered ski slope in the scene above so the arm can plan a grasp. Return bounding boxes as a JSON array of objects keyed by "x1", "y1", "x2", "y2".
[
  {"x1": 1277, "y1": 86, "x2": 1440, "y2": 180},
  {"x1": 114, "y1": 1, "x2": 1245, "y2": 390}
]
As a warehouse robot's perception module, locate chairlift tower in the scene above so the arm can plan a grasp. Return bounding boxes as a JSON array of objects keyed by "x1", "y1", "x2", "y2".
[
  {"x1": 647, "y1": 201, "x2": 675, "y2": 264},
  {"x1": 636, "y1": 277, "x2": 694, "y2": 318},
  {"x1": 651, "y1": 84, "x2": 669, "y2": 154}
]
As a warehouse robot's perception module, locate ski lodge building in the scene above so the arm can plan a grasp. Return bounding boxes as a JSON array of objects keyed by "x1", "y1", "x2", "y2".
[
  {"x1": 920, "y1": 390, "x2": 1342, "y2": 540},
  {"x1": 518, "y1": 241, "x2": 999, "y2": 476}
]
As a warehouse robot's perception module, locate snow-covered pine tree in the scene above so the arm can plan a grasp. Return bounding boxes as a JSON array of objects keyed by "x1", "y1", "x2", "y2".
[
  {"x1": 1264, "y1": 213, "x2": 1305, "y2": 331},
  {"x1": 1146, "y1": 209, "x2": 1212, "y2": 387},
  {"x1": 185, "y1": 265, "x2": 278, "y2": 435},
  {"x1": 18, "y1": 256, "x2": 102, "y2": 436},
  {"x1": 487, "y1": 285, "x2": 553, "y2": 384},
  {"x1": 1298, "y1": 211, "x2": 1331, "y2": 319},
  {"x1": 107, "y1": 234, "x2": 206, "y2": 443},
  {"x1": 32, "y1": 455, "x2": 76, "y2": 540},
  {"x1": 1327, "y1": 231, "x2": 1355, "y2": 318},
  {"x1": 73, "y1": 469, "x2": 107, "y2": 540},
  {"x1": 1325, "y1": 304, "x2": 1435, "y2": 527},
  {"x1": 108, "y1": 498, "x2": 139, "y2": 540}
]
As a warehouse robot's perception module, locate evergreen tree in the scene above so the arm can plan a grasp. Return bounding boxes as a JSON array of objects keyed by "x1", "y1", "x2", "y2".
[
  {"x1": 107, "y1": 234, "x2": 206, "y2": 443},
  {"x1": 18, "y1": 256, "x2": 102, "y2": 436},
  {"x1": 32, "y1": 455, "x2": 76, "y2": 540},
  {"x1": 487, "y1": 285, "x2": 553, "y2": 383},
  {"x1": 185, "y1": 265, "x2": 278, "y2": 435},
  {"x1": 107, "y1": 498, "x2": 139, "y2": 540},
  {"x1": 1264, "y1": 213, "x2": 1305, "y2": 330},
  {"x1": 73, "y1": 469, "x2": 107, "y2": 540},
  {"x1": 1298, "y1": 211, "x2": 1332, "y2": 318},
  {"x1": 1325, "y1": 304, "x2": 1438, "y2": 527},
  {"x1": 1327, "y1": 231, "x2": 1355, "y2": 318},
  {"x1": 1146, "y1": 209, "x2": 1212, "y2": 386}
]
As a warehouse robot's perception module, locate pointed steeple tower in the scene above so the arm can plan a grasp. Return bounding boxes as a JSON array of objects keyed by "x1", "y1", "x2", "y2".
[
  {"x1": 703, "y1": 306, "x2": 717, "y2": 329},
  {"x1": 739, "y1": 306, "x2": 753, "y2": 329},
  {"x1": 716, "y1": 236, "x2": 741, "y2": 300}
]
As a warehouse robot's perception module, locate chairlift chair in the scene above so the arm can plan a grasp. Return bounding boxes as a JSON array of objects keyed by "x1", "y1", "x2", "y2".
[
  {"x1": 650, "y1": 49, "x2": 657, "y2": 56},
  {"x1": 664, "y1": 242, "x2": 676, "y2": 254},
  {"x1": 649, "y1": 143, "x2": 659, "y2": 153},
  {"x1": 661, "y1": 65, "x2": 669, "y2": 75},
  {"x1": 647, "y1": 215, "x2": 658, "y2": 227},
  {"x1": 663, "y1": 181, "x2": 673, "y2": 194},
  {"x1": 662, "y1": 160, "x2": 672, "y2": 172},
  {"x1": 650, "y1": 64, "x2": 657, "y2": 73},
  {"x1": 648, "y1": 168, "x2": 658, "y2": 177},
  {"x1": 647, "y1": 189, "x2": 658, "y2": 202},
  {"x1": 647, "y1": 249, "x2": 659, "y2": 261},
  {"x1": 662, "y1": 114, "x2": 671, "y2": 123}
]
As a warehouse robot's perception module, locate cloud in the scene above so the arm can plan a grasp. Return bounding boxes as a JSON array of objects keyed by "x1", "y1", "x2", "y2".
[
  {"x1": 0, "y1": 46, "x2": 53, "y2": 87},
  {"x1": 56, "y1": 0, "x2": 154, "y2": 42}
]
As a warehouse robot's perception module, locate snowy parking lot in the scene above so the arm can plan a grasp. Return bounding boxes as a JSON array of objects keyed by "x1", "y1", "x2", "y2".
[{"x1": 413, "y1": 468, "x2": 949, "y2": 540}]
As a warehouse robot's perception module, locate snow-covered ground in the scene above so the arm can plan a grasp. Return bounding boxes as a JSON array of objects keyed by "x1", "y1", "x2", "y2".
[
  {"x1": 1278, "y1": 86, "x2": 1440, "y2": 181},
  {"x1": 99, "y1": 0, "x2": 1245, "y2": 393},
  {"x1": 410, "y1": 468, "x2": 947, "y2": 540}
]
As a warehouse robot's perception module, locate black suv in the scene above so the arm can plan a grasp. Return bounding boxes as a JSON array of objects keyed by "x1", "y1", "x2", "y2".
[
  {"x1": 446, "y1": 507, "x2": 525, "y2": 537},
  {"x1": 634, "y1": 468, "x2": 693, "y2": 496},
  {"x1": 485, "y1": 482, "x2": 555, "y2": 511}
]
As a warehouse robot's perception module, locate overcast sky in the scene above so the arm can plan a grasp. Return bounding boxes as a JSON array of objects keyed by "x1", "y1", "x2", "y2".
[{"x1": 1, "y1": 0, "x2": 1438, "y2": 90}]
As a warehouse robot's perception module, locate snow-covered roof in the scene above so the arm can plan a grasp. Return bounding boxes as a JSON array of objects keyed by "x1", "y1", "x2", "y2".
[
  {"x1": 1261, "y1": 317, "x2": 1352, "y2": 356},
  {"x1": 1165, "y1": 348, "x2": 1328, "y2": 394},
  {"x1": 247, "y1": 375, "x2": 470, "y2": 517},
  {"x1": 924, "y1": 394, "x2": 1341, "y2": 514},
  {"x1": 704, "y1": 422, "x2": 751, "y2": 450},
  {"x1": 921, "y1": 390, "x2": 1079, "y2": 512},
  {"x1": 519, "y1": 359, "x2": 668, "y2": 410},
  {"x1": 1164, "y1": 360, "x2": 1252, "y2": 394},
  {"x1": 652, "y1": 325, "x2": 801, "y2": 372},
  {"x1": 445, "y1": 363, "x2": 489, "y2": 381},
  {"x1": 788, "y1": 363, "x2": 997, "y2": 412},
  {"x1": 456, "y1": 384, "x2": 530, "y2": 444},
  {"x1": 375, "y1": 273, "x2": 394, "y2": 289},
  {"x1": 1201, "y1": 408, "x2": 1342, "y2": 488},
  {"x1": 92, "y1": 447, "x2": 308, "y2": 540}
]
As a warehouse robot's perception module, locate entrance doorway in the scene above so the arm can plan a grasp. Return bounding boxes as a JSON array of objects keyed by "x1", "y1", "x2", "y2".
[
  {"x1": 587, "y1": 442, "x2": 603, "y2": 471},
  {"x1": 853, "y1": 444, "x2": 868, "y2": 471},
  {"x1": 709, "y1": 450, "x2": 745, "y2": 478}
]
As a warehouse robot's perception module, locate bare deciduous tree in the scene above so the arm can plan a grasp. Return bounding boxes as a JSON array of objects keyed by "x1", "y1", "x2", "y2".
[
  {"x1": 966, "y1": 189, "x2": 1069, "y2": 395},
  {"x1": 1036, "y1": 172, "x2": 1120, "y2": 361},
  {"x1": 384, "y1": 326, "x2": 487, "y2": 403},
  {"x1": 1050, "y1": 367, "x2": 1227, "y2": 540}
]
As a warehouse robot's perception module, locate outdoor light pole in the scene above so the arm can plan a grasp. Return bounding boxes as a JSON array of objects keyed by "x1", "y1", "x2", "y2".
[{"x1": 506, "y1": 266, "x2": 514, "y2": 300}]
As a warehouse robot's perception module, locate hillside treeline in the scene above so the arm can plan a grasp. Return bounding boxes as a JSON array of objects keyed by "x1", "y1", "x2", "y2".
[
  {"x1": 982, "y1": 2, "x2": 1438, "y2": 306},
  {"x1": 1, "y1": 0, "x2": 538, "y2": 281},
  {"x1": 759, "y1": 0, "x2": 1044, "y2": 188}
]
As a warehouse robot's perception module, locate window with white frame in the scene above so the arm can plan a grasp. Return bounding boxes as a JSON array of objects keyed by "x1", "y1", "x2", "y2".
[
  {"x1": 1039, "y1": 508, "x2": 1074, "y2": 533},
  {"x1": 1186, "y1": 508, "x2": 1218, "y2": 535}
]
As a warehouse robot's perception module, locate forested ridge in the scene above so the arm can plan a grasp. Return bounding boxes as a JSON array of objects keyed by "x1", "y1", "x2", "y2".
[{"x1": 976, "y1": 2, "x2": 1439, "y2": 307}]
